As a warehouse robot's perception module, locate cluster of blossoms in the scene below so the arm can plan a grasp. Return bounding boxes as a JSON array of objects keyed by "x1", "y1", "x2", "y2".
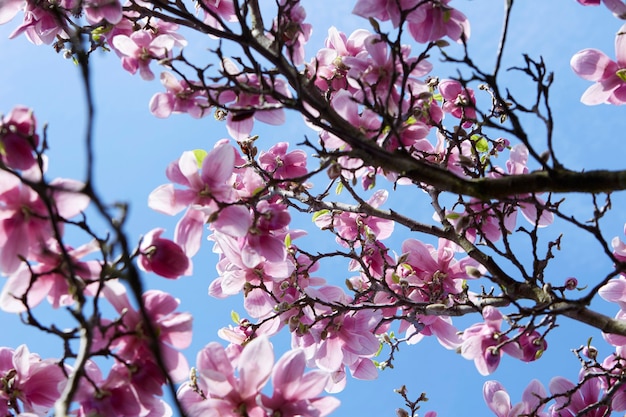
[
  {"x1": 3, "y1": 0, "x2": 626, "y2": 416},
  {"x1": 178, "y1": 336, "x2": 339, "y2": 417}
]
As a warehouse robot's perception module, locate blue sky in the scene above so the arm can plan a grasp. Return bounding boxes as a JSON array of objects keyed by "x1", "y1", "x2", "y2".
[{"x1": 2, "y1": 0, "x2": 626, "y2": 415}]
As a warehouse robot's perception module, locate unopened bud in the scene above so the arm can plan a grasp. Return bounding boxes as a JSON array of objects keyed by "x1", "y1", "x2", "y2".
[
  {"x1": 583, "y1": 345, "x2": 598, "y2": 360},
  {"x1": 396, "y1": 409, "x2": 409, "y2": 417},
  {"x1": 565, "y1": 277, "x2": 578, "y2": 290}
]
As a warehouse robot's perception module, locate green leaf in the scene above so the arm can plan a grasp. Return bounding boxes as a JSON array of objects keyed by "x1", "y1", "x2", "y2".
[
  {"x1": 475, "y1": 137, "x2": 489, "y2": 153},
  {"x1": 193, "y1": 149, "x2": 208, "y2": 168},
  {"x1": 312, "y1": 209, "x2": 330, "y2": 222},
  {"x1": 335, "y1": 182, "x2": 344, "y2": 195},
  {"x1": 284, "y1": 233, "x2": 292, "y2": 248},
  {"x1": 445, "y1": 212, "x2": 461, "y2": 220},
  {"x1": 374, "y1": 341, "x2": 384, "y2": 357},
  {"x1": 230, "y1": 310, "x2": 240, "y2": 324},
  {"x1": 617, "y1": 68, "x2": 626, "y2": 82}
]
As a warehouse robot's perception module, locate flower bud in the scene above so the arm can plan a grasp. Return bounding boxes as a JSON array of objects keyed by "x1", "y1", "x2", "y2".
[
  {"x1": 565, "y1": 277, "x2": 578, "y2": 290},
  {"x1": 139, "y1": 228, "x2": 190, "y2": 279}
]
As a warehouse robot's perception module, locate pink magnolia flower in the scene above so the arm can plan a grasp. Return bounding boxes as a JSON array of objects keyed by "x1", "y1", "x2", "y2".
[
  {"x1": 138, "y1": 228, "x2": 192, "y2": 279},
  {"x1": 262, "y1": 347, "x2": 340, "y2": 417},
  {"x1": 438, "y1": 79, "x2": 476, "y2": 127},
  {"x1": 219, "y1": 58, "x2": 291, "y2": 140},
  {"x1": 352, "y1": 0, "x2": 470, "y2": 44},
  {"x1": 112, "y1": 30, "x2": 176, "y2": 80},
  {"x1": 307, "y1": 27, "x2": 370, "y2": 94},
  {"x1": 483, "y1": 379, "x2": 548, "y2": 417},
  {"x1": 343, "y1": 34, "x2": 432, "y2": 114},
  {"x1": 149, "y1": 143, "x2": 237, "y2": 217},
  {"x1": 399, "y1": 237, "x2": 481, "y2": 300},
  {"x1": 0, "y1": 344, "x2": 67, "y2": 415},
  {"x1": 9, "y1": 0, "x2": 70, "y2": 45},
  {"x1": 0, "y1": 239, "x2": 101, "y2": 312},
  {"x1": 73, "y1": 360, "x2": 172, "y2": 417},
  {"x1": 314, "y1": 189, "x2": 394, "y2": 248},
  {"x1": 406, "y1": 0, "x2": 470, "y2": 44},
  {"x1": 208, "y1": 228, "x2": 295, "y2": 318},
  {"x1": 150, "y1": 72, "x2": 209, "y2": 119},
  {"x1": 460, "y1": 306, "x2": 523, "y2": 375},
  {"x1": 0, "y1": 105, "x2": 39, "y2": 171},
  {"x1": 517, "y1": 329, "x2": 548, "y2": 362},
  {"x1": 102, "y1": 281, "x2": 192, "y2": 382},
  {"x1": 177, "y1": 336, "x2": 273, "y2": 417},
  {"x1": 258, "y1": 142, "x2": 307, "y2": 180},
  {"x1": 0, "y1": 172, "x2": 90, "y2": 274},
  {"x1": 293, "y1": 292, "x2": 381, "y2": 381},
  {"x1": 270, "y1": 1, "x2": 312, "y2": 66},
  {"x1": 549, "y1": 373, "x2": 608, "y2": 417},
  {"x1": 571, "y1": 22, "x2": 626, "y2": 105}
]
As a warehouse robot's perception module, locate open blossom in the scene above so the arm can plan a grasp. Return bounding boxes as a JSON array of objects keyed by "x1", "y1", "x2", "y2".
[
  {"x1": 8, "y1": 0, "x2": 70, "y2": 45},
  {"x1": 343, "y1": 34, "x2": 431, "y2": 114},
  {"x1": 219, "y1": 59, "x2": 290, "y2": 140},
  {"x1": 0, "y1": 239, "x2": 101, "y2": 312},
  {"x1": 0, "y1": 172, "x2": 89, "y2": 274},
  {"x1": 0, "y1": 344, "x2": 67, "y2": 415},
  {"x1": 148, "y1": 142, "x2": 252, "y2": 255},
  {"x1": 150, "y1": 72, "x2": 209, "y2": 119},
  {"x1": 112, "y1": 30, "x2": 176, "y2": 80},
  {"x1": 262, "y1": 347, "x2": 340, "y2": 417},
  {"x1": 270, "y1": 0, "x2": 312, "y2": 66},
  {"x1": 149, "y1": 143, "x2": 237, "y2": 216},
  {"x1": 483, "y1": 380, "x2": 548, "y2": 417},
  {"x1": 179, "y1": 336, "x2": 338, "y2": 417},
  {"x1": 461, "y1": 306, "x2": 523, "y2": 375},
  {"x1": 102, "y1": 281, "x2": 192, "y2": 382},
  {"x1": 198, "y1": 0, "x2": 237, "y2": 29},
  {"x1": 438, "y1": 79, "x2": 476, "y2": 127},
  {"x1": 307, "y1": 27, "x2": 370, "y2": 94},
  {"x1": 406, "y1": 0, "x2": 470, "y2": 43},
  {"x1": 314, "y1": 189, "x2": 394, "y2": 247},
  {"x1": 352, "y1": 0, "x2": 470, "y2": 43},
  {"x1": 73, "y1": 360, "x2": 172, "y2": 417},
  {"x1": 138, "y1": 228, "x2": 192, "y2": 279},
  {"x1": 571, "y1": 22, "x2": 626, "y2": 105},
  {"x1": 259, "y1": 142, "x2": 307, "y2": 180},
  {"x1": 177, "y1": 336, "x2": 274, "y2": 416},
  {"x1": 549, "y1": 373, "x2": 608, "y2": 417}
]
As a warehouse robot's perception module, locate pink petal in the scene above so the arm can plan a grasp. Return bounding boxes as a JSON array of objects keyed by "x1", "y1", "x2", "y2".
[
  {"x1": 149, "y1": 93, "x2": 175, "y2": 118},
  {"x1": 175, "y1": 208, "x2": 207, "y2": 257},
  {"x1": 148, "y1": 184, "x2": 190, "y2": 216},
  {"x1": 237, "y1": 336, "x2": 273, "y2": 399},
  {"x1": 254, "y1": 108, "x2": 285, "y2": 126},
  {"x1": 272, "y1": 349, "x2": 307, "y2": 397},
  {"x1": 0, "y1": 0, "x2": 23, "y2": 25},
  {"x1": 571, "y1": 48, "x2": 616, "y2": 81},
  {"x1": 581, "y1": 80, "x2": 615, "y2": 105},
  {"x1": 212, "y1": 205, "x2": 251, "y2": 237},
  {"x1": 202, "y1": 143, "x2": 235, "y2": 186},
  {"x1": 350, "y1": 358, "x2": 377, "y2": 380}
]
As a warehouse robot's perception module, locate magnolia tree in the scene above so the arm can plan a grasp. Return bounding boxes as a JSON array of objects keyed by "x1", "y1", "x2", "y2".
[{"x1": 2, "y1": 0, "x2": 626, "y2": 415}]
